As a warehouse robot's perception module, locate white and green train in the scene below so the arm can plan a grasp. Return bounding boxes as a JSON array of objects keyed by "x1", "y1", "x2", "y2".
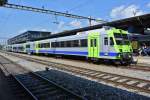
[{"x1": 7, "y1": 27, "x2": 133, "y2": 65}]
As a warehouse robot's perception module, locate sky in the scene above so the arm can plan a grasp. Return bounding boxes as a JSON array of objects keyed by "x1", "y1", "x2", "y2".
[{"x1": 0, "y1": 0, "x2": 150, "y2": 43}]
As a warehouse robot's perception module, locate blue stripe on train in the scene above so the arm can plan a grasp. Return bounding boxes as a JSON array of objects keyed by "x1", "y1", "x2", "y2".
[
  {"x1": 30, "y1": 49, "x2": 118, "y2": 57},
  {"x1": 100, "y1": 52, "x2": 118, "y2": 56},
  {"x1": 38, "y1": 50, "x2": 88, "y2": 56},
  {"x1": 27, "y1": 50, "x2": 36, "y2": 53},
  {"x1": 39, "y1": 50, "x2": 54, "y2": 53}
]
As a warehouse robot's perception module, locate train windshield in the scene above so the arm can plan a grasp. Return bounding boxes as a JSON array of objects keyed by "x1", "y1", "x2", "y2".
[{"x1": 114, "y1": 33, "x2": 130, "y2": 45}]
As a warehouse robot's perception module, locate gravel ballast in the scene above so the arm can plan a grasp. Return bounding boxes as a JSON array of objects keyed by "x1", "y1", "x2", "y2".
[{"x1": 36, "y1": 69, "x2": 150, "y2": 100}]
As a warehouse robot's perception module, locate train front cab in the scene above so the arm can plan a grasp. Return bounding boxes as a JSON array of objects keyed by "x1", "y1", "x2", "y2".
[
  {"x1": 87, "y1": 28, "x2": 133, "y2": 65},
  {"x1": 111, "y1": 29, "x2": 133, "y2": 65}
]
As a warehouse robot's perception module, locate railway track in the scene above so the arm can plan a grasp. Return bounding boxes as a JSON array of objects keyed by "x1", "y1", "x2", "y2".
[
  {"x1": 3, "y1": 51, "x2": 150, "y2": 72},
  {"x1": 2, "y1": 51, "x2": 150, "y2": 95},
  {"x1": 0, "y1": 54, "x2": 85, "y2": 100}
]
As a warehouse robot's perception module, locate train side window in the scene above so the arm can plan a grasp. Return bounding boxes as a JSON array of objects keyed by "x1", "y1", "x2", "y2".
[
  {"x1": 63, "y1": 41, "x2": 67, "y2": 47},
  {"x1": 47, "y1": 43, "x2": 50, "y2": 48},
  {"x1": 66, "y1": 41, "x2": 71, "y2": 47},
  {"x1": 110, "y1": 37, "x2": 114, "y2": 45},
  {"x1": 45, "y1": 43, "x2": 50, "y2": 48},
  {"x1": 38, "y1": 44, "x2": 41, "y2": 48},
  {"x1": 60, "y1": 41, "x2": 64, "y2": 47},
  {"x1": 56, "y1": 42, "x2": 60, "y2": 48},
  {"x1": 51, "y1": 42, "x2": 55, "y2": 48},
  {"x1": 72, "y1": 40, "x2": 79, "y2": 47},
  {"x1": 26, "y1": 44, "x2": 30, "y2": 48},
  {"x1": 41, "y1": 44, "x2": 43, "y2": 48},
  {"x1": 104, "y1": 37, "x2": 108, "y2": 45},
  {"x1": 94, "y1": 39, "x2": 96, "y2": 47},
  {"x1": 81, "y1": 39, "x2": 87, "y2": 47},
  {"x1": 55, "y1": 42, "x2": 59, "y2": 47},
  {"x1": 90, "y1": 39, "x2": 93, "y2": 47}
]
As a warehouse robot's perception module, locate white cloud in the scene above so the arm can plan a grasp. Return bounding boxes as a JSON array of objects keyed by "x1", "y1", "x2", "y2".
[
  {"x1": 110, "y1": 5, "x2": 144, "y2": 20},
  {"x1": 32, "y1": 28, "x2": 49, "y2": 32},
  {"x1": 147, "y1": 2, "x2": 150, "y2": 8},
  {"x1": 18, "y1": 29, "x2": 27, "y2": 33},
  {"x1": 85, "y1": 17, "x2": 104, "y2": 26},
  {"x1": 58, "y1": 21, "x2": 65, "y2": 29},
  {"x1": 86, "y1": 20, "x2": 100, "y2": 26},
  {"x1": 70, "y1": 20, "x2": 82, "y2": 27},
  {"x1": 52, "y1": 21, "x2": 65, "y2": 34}
]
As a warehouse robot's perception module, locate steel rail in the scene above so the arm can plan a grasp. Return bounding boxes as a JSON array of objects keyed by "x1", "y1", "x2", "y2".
[
  {"x1": 4, "y1": 51, "x2": 150, "y2": 72},
  {"x1": 0, "y1": 54, "x2": 85, "y2": 100},
  {"x1": 0, "y1": 61, "x2": 38, "y2": 100},
  {"x1": 3, "y1": 51, "x2": 150, "y2": 94}
]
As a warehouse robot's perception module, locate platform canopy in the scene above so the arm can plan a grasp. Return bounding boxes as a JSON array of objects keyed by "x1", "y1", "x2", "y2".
[{"x1": 52, "y1": 13, "x2": 150, "y2": 37}]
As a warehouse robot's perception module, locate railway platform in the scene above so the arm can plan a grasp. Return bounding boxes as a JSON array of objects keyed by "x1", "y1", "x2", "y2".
[{"x1": 134, "y1": 56, "x2": 150, "y2": 67}]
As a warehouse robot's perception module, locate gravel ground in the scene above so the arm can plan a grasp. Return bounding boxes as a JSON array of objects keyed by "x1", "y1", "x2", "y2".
[
  {"x1": 37, "y1": 69, "x2": 150, "y2": 100},
  {"x1": 0, "y1": 67, "x2": 18, "y2": 100},
  {"x1": 134, "y1": 56, "x2": 150, "y2": 67},
  {"x1": 0, "y1": 52, "x2": 150, "y2": 99}
]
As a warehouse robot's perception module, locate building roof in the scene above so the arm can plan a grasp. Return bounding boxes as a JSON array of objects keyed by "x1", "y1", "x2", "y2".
[{"x1": 8, "y1": 31, "x2": 51, "y2": 44}]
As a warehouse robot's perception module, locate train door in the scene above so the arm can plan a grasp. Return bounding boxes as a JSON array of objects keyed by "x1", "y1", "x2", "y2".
[
  {"x1": 102, "y1": 34, "x2": 109, "y2": 56},
  {"x1": 35, "y1": 41, "x2": 39, "y2": 54},
  {"x1": 88, "y1": 33, "x2": 99, "y2": 58}
]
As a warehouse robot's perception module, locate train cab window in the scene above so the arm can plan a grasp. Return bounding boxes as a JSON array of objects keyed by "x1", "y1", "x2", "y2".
[
  {"x1": 110, "y1": 37, "x2": 114, "y2": 45},
  {"x1": 104, "y1": 37, "x2": 108, "y2": 45},
  {"x1": 81, "y1": 39, "x2": 87, "y2": 47}
]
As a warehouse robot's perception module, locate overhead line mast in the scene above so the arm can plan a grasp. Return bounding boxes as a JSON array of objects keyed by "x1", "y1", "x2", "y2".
[{"x1": 0, "y1": 0, "x2": 107, "y2": 25}]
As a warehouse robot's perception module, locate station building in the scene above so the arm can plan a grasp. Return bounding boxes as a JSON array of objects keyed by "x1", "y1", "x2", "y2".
[{"x1": 7, "y1": 31, "x2": 51, "y2": 45}]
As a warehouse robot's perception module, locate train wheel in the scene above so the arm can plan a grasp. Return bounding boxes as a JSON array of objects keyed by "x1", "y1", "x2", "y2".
[
  {"x1": 86, "y1": 57, "x2": 92, "y2": 63},
  {"x1": 120, "y1": 60, "x2": 129, "y2": 66}
]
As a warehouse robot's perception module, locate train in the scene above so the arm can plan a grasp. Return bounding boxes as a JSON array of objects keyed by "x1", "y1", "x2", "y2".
[{"x1": 6, "y1": 27, "x2": 133, "y2": 65}]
